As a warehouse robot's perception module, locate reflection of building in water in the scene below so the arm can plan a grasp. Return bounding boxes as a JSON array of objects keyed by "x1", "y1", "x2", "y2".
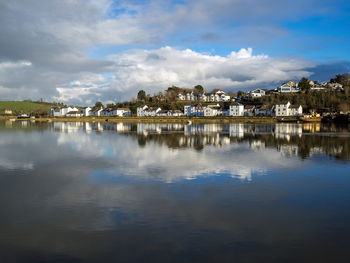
[
  {"x1": 177, "y1": 134, "x2": 231, "y2": 148},
  {"x1": 115, "y1": 123, "x2": 131, "y2": 133},
  {"x1": 229, "y1": 123, "x2": 244, "y2": 138},
  {"x1": 20, "y1": 120, "x2": 28, "y2": 127},
  {"x1": 52, "y1": 122, "x2": 132, "y2": 134},
  {"x1": 52, "y1": 122, "x2": 83, "y2": 133},
  {"x1": 310, "y1": 145, "x2": 343, "y2": 156},
  {"x1": 303, "y1": 123, "x2": 321, "y2": 133},
  {"x1": 250, "y1": 140, "x2": 265, "y2": 150},
  {"x1": 5, "y1": 120, "x2": 14, "y2": 128},
  {"x1": 278, "y1": 144, "x2": 299, "y2": 157},
  {"x1": 275, "y1": 123, "x2": 302, "y2": 141},
  {"x1": 184, "y1": 124, "x2": 224, "y2": 136},
  {"x1": 83, "y1": 122, "x2": 92, "y2": 133},
  {"x1": 137, "y1": 123, "x2": 184, "y2": 135}
]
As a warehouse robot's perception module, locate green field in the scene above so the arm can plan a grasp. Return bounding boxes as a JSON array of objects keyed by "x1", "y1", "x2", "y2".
[{"x1": 0, "y1": 101, "x2": 53, "y2": 115}]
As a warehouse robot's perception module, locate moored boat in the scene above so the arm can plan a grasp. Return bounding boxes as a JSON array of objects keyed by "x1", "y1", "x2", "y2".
[{"x1": 299, "y1": 116, "x2": 322, "y2": 122}]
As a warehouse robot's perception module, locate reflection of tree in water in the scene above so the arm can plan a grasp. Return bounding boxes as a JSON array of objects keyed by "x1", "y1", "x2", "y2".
[
  {"x1": 132, "y1": 129, "x2": 350, "y2": 161},
  {"x1": 237, "y1": 134, "x2": 350, "y2": 161},
  {"x1": 137, "y1": 136, "x2": 147, "y2": 147}
]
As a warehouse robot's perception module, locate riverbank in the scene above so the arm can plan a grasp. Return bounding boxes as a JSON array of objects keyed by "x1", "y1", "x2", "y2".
[{"x1": 1, "y1": 115, "x2": 280, "y2": 124}]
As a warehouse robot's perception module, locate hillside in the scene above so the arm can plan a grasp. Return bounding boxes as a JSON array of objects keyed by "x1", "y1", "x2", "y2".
[{"x1": 0, "y1": 101, "x2": 57, "y2": 116}]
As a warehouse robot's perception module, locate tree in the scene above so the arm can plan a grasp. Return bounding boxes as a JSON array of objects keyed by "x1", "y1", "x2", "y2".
[
  {"x1": 137, "y1": 90, "x2": 146, "y2": 101},
  {"x1": 237, "y1": 91, "x2": 245, "y2": 97},
  {"x1": 94, "y1": 101, "x2": 104, "y2": 109},
  {"x1": 106, "y1": 103, "x2": 114, "y2": 108},
  {"x1": 194, "y1": 85, "x2": 204, "y2": 93},
  {"x1": 299, "y1": 77, "x2": 311, "y2": 91},
  {"x1": 330, "y1": 73, "x2": 350, "y2": 84}
]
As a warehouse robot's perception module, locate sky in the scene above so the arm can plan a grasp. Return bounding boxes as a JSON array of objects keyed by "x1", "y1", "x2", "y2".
[{"x1": 0, "y1": 0, "x2": 349, "y2": 105}]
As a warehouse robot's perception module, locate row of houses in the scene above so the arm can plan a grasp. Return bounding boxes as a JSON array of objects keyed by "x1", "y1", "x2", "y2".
[
  {"x1": 183, "y1": 102, "x2": 301, "y2": 117},
  {"x1": 137, "y1": 101, "x2": 302, "y2": 117},
  {"x1": 177, "y1": 89, "x2": 231, "y2": 102},
  {"x1": 51, "y1": 107, "x2": 131, "y2": 117},
  {"x1": 137, "y1": 105, "x2": 184, "y2": 117},
  {"x1": 248, "y1": 81, "x2": 344, "y2": 97},
  {"x1": 174, "y1": 80, "x2": 344, "y2": 103}
]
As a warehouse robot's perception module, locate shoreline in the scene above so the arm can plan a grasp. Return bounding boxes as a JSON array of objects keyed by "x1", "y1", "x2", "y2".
[{"x1": 0, "y1": 116, "x2": 282, "y2": 124}]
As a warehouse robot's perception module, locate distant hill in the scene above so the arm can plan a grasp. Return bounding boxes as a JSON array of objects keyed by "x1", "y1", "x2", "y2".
[{"x1": 0, "y1": 101, "x2": 59, "y2": 116}]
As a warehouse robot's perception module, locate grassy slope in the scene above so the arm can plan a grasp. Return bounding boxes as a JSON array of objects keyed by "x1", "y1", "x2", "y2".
[{"x1": 0, "y1": 101, "x2": 52, "y2": 115}]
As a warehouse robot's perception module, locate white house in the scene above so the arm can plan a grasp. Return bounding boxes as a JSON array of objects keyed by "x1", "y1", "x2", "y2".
[
  {"x1": 137, "y1": 105, "x2": 161, "y2": 116},
  {"x1": 197, "y1": 93, "x2": 207, "y2": 101},
  {"x1": 204, "y1": 107, "x2": 217, "y2": 117},
  {"x1": 184, "y1": 105, "x2": 205, "y2": 116},
  {"x1": 82, "y1": 107, "x2": 91, "y2": 117},
  {"x1": 310, "y1": 84, "x2": 326, "y2": 91},
  {"x1": 289, "y1": 105, "x2": 303, "y2": 116},
  {"x1": 249, "y1": 89, "x2": 266, "y2": 97},
  {"x1": 167, "y1": 110, "x2": 184, "y2": 117},
  {"x1": 278, "y1": 83, "x2": 300, "y2": 93},
  {"x1": 91, "y1": 108, "x2": 103, "y2": 116},
  {"x1": 275, "y1": 102, "x2": 290, "y2": 116},
  {"x1": 229, "y1": 104, "x2": 244, "y2": 116},
  {"x1": 137, "y1": 105, "x2": 149, "y2": 116},
  {"x1": 50, "y1": 107, "x2": 79, "y2": 117},
  {"x1": 156, "y1": 110, "x2": 169, "y2": 116},
  {"x1": 101, "y1": 108, "x2": 113, "y2": 117},
  {"x1": 244, "y1": 105, "x2": 255, "y2": 116},
  {"x1": 275, "y1": 102, "x2": 303, "y2": 117},
  {"x1": 66, "y1": 110, "x2": 82, "y2": 117},
  {"x1": 177, "y1": 93, "x2": 185, "y2": 100},
  {"x1": 255, "y1": 105, "x2": 274, "y2": 116},
  {"x1": 185, "y1": 91, "x2": 195, "y2": 101},
  {"x1": 113, "y1": 108, "x2": 131, "y2": 117}
]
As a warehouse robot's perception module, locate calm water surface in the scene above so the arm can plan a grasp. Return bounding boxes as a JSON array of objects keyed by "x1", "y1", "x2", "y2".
[{"x1": 1, "y1": 121, "x2": 350, "y2": 262}]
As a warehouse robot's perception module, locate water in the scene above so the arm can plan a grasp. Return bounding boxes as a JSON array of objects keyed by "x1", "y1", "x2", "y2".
[{"x1": 1, "y1": 120, "x2": 350, "y2": 262}]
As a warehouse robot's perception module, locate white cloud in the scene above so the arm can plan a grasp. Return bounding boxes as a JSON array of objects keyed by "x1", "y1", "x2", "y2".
[
  {"x1": 0, "y1": 0, "x2": 344, "y2": 104},
  {"x1": 51, "y1": 124, "x2": 302, "y2": 182},
  {"x1": 55, "y1": 46, "x2": 315, "y2": 103}
]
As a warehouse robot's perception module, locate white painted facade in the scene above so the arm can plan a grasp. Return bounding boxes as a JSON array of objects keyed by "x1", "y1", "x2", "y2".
[
  {"x1": 50, "y1": 107, "x2": 79, "y2": 117},
  {"x1": 113, "y1": 108, "x2": 131, "y2": 117},
  {"x1": 278, "y1": 84, "x2": 300, "y2": 93},
  {"x1": 229, "y1": 104, "x2": 244, "y2": 116},
  {"x1": 137, "y1": 105, "x2": 161, "y2": 116},
  {"x1": 249, "y1": 89, "x2": 266, "y2": 97},
  {"x1": 275, "y1": 102, "x2": 303, "y2": 117},
  {"x1": 82, "y1": 107, "x2": 91, "y2": 116}
]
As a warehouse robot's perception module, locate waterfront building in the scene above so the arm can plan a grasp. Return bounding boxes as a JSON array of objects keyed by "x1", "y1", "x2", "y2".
[
  {"x1": 91, "y1": 107, "x2": 103, "y2": 116},
  {"x1": 50, "y1": 107, "x2": 79, "y2": 117},
  {"x1": 82, "y1": 107, "x2": 91, "y2": 116},
  {"x1": 137, "y1": 105, "x2": 161, "y2": 116},
  {"x1": 244, "y1": 105, "x2": 255, "y2": 116},
  {"x1": 275, "y1": 101, "x2": 303, "y2": 117},
  {"x1": 113, "y1": 108, "x2": 131, "y2": 117},
  {"x1": 254, "y1": 105, "x2": 274, "y2": 116},
  {"x1": 229, "y1": 104, "x2": 244, "y2": 116}
]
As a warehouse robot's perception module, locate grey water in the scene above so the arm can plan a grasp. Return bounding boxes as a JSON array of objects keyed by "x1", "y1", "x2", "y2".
[{"x1": 1, "y1": 120, "x2": 350, "y2": 262}]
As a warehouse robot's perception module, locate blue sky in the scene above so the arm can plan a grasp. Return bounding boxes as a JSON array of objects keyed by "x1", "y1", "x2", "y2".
[{"x1": 0, "y1": 0, "x2": 349, "y2": 104}]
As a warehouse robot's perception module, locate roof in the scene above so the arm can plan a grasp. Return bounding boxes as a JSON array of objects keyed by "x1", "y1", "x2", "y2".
[
  {"x1": 244, "y1": 105, "x2": 255, "y2": 109},
  {"x1": 251, "y1": 88, "x2": 266, "y2": 93},
  {"x1": 257, "y1": 105, "x2": 272, "y2": 110},
  {"x1": 290, "y1": 105, "x2": 301, "y2": 109},
  {"x1": 230, "y1": 102, "x2": 243, "y2": 106},
  {"x1": 116, "y1": 108, "x2": 131, "y2": 111}
]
